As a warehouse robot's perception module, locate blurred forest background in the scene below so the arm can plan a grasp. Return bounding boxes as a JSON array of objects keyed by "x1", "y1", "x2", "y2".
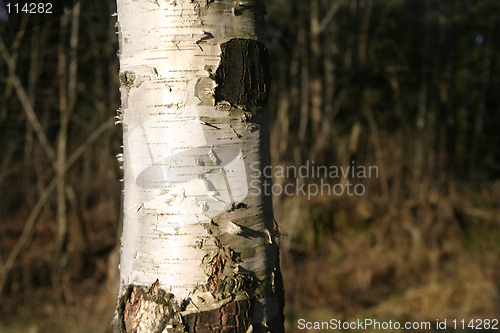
[{"x1": 0, "y1": 0, "x2": 499, "y2": 332}]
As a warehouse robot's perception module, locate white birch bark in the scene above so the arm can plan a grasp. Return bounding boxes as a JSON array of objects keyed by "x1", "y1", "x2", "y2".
[{"x1": 114, "y1": 1, "x2": 283, "y2": 332}]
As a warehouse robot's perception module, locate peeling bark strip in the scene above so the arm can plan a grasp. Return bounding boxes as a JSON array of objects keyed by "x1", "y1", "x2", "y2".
[{"x1": 215, "y1": 39, "x2": 271, "y2": 107}]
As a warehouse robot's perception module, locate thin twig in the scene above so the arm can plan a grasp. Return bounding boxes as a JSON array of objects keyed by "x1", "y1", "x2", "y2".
[
  {"x1": 0, "y1": 36, "x2": 57, "y2": 163},
  {"x1": 317, "y1": 1, "x2": 343, "y2": 34}
]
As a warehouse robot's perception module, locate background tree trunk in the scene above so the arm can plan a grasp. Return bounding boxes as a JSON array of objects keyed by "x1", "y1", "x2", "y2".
[{"x1": 113, "y1": 1, "x2": 284, "y2": 332}]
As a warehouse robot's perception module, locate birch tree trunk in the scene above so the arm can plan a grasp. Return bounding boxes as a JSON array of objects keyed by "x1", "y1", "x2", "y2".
[{"x1": 113, "y1": 1, "x2": 284, "y2": 332}]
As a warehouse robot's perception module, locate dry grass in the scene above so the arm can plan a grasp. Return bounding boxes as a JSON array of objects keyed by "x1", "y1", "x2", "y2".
[
  {"x1": 1, "y1": 142, "x2": 499, "y2": 332},
  {"x1": 1, "y1": 189, "x2": 498, "y2": 332},
  {"x1": 278, "y1": 178, "x2": 500, "y2": 332}
]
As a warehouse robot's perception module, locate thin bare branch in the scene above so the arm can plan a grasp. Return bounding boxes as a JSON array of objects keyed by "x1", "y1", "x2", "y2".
[
  {"x1": 0, "y1": 36, "x2": 57, "y2": 162},
  {"x1": 0, "y1": 118, "x2": 115, "y2": 294},
  {"x1": 317, "y1": 0, "x2": 343, "y2": 34}
]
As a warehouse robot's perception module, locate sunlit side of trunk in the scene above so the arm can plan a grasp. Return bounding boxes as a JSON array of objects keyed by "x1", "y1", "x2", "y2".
[{"x1": 114, "y1": 1, "x2": 284, "y2": 332}]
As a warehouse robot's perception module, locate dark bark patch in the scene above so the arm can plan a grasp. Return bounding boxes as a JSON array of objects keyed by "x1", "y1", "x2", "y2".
[
  {"x1": 214, "y1": 38, "x2": 270, "y2": 108},
  {"x1": 181, "y1": 299, "x2": 252, "y2": 333},
  {"x1": 118, "y1": 71, "x2": 136, "y2": 88},
  {"x1": 227, "y1": 202, "x2": 248, "y2": 212}
]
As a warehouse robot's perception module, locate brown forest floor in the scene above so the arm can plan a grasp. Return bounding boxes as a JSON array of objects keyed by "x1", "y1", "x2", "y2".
[{"x1": 0, "y1": 181, "x2": 499, "y2": 332}]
